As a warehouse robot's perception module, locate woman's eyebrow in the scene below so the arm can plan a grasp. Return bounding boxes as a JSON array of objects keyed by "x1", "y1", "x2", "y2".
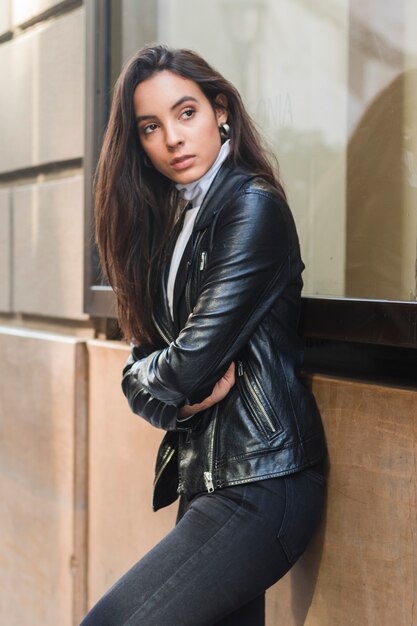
[
  {"x1": 170, "y1": 95, "x2": 198, "y2": 110},
  {"x1": 136, "y1": 95, "x2": 198, "y2": 123}
]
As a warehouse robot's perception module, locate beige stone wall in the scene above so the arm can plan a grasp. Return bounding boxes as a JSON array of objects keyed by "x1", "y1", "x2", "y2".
[
  {"x1": 11, "y1": 0, "x2": 68, "y2": 28},
  {"x1": 0, "y1": 7, "x2": 84, "y2": 172},
  {"x1": 0, "y1": 2, "x2": 416, "y2": 625},
  {"x1": 0, "y1": 2, "x2": 92, "y2": 619},
  {"x1": 0, "y1": 2, "x2": 11, "y2": 35},
  {"x1": 0, "y1": 2, "x2": 86, "y2": 323},
  {"x1": 12, "y1": 176, "x2": 87, "y2": 319}
]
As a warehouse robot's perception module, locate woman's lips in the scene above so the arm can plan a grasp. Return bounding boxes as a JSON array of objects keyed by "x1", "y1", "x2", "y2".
[{"x1": 170, "y1": 155, "x2": 195, "y2": 170}]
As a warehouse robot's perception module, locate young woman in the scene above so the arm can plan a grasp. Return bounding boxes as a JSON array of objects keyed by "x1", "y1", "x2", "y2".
[{"x1": 81, "y1": 44, "x2": 327, "y2": 626}]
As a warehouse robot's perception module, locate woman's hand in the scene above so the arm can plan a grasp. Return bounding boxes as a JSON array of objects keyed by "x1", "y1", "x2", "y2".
[{"x1": 178, "y1": 361, "x2": 236, "y2": 418}]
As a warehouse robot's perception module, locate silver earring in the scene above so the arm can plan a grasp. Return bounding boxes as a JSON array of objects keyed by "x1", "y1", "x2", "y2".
[{"x1": 219, "y1": 122, "x2": 230, "y2": 140}]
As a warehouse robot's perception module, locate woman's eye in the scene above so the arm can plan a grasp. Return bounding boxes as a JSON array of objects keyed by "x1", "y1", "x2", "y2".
[
  {"x1": 181, "y1": 108, "x2": 195, "y2": 120},
  {"x1": 142, "y1": 123, "x2": 158, "y2": 135}
]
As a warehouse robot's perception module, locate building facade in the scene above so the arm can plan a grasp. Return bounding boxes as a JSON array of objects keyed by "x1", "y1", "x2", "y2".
[{"x1": 1, "y1": 1, "x2": 416, "y2": 624}]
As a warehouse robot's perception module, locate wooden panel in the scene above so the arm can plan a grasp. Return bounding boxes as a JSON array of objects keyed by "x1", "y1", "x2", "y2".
[
  {"x1": 266, "y1": 375, "x2": 417, "y2": 626},
  {"x1": 86, "y1": 340, "x2": 177, "y2": 608},
  {"x1": 86, "y1": 345, "x2": 417, "y2": 624},
  {"x1": 1, "y1": 337, "x2": 415, "y2": 624}
]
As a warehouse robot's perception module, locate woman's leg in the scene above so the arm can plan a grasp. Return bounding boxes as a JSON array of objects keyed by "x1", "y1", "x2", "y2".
[
  {"x1": 212, "y1": 594, "x2": 265, "y2": 626},
  {"x1": 211, "y1": 465, "x2": 326, "y2": 626},
  {"x1": 79, "y1": 467, "x2": 325, "y2": 626}
]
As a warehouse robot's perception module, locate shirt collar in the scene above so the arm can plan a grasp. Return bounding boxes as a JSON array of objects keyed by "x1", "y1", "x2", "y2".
[{"x1": 175, "y1": 139, "x2": 231, "y2": 208}]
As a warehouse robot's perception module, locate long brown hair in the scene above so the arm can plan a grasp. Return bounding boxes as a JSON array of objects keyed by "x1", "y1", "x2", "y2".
[{"x1": 94, "y1": 44, "x2": 286, "y2": 345}]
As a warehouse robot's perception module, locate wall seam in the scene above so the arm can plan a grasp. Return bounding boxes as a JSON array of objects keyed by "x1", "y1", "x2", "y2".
[
  {"x1": 0, "y1": 158, "x2": 83, "y2": 186},
  {"x1": 9, "y1": 189, "x2": 13, "y2": 312},
  {"x1": 0, "y1": 0, "x2": 83, "y2": 44},
  {"x1": 72, "y1": 340, "x2": 89, "y2": 624}
]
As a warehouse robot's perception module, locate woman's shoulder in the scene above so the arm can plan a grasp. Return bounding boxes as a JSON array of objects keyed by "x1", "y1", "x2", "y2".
[
  {"x1": 223, "y1": 167, "x2": 290, "y2": 218},
  {"x1": 224, "y1": 164, "x2": 288, "y2": 206},
  {"x1": 221, "y1": 167, "x2": 297, "y2": 239},
  {"x1": 202, "y1": 163, "x2": 292, "y2": 234},
  {"x1": 244, "y1": 175, "x2": 287, "y2": 203}
]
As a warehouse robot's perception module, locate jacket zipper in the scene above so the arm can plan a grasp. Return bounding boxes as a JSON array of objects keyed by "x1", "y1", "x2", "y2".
[
  {"x1": 237, "y1": 360, "x2": 277, "y2": 434},
  {"x1": 185, "y1": 229, "x2": 206, "y2": 315},
  {"x1": 204, "y1": 404, "x2": 219, "y2": 493},
  {"x1": 199, "y1": 251, "x2": 207, "y2": 271},
  {"x1": 203, "y1": 471, "x2": 214, "y2": 493},
  {"x1": 152, "y1": 311, "x2": 173, "y2": 346},
  {"x1": 153, "y1": 445, "x2": 175, "y2": 487}
]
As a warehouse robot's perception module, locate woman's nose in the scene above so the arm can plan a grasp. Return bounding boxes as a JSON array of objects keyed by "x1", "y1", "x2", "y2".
[{"x1": 165, "y1": 124, "x2": 184, "y2": 150}]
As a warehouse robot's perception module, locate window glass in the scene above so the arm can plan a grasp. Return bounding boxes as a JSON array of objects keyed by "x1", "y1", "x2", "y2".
[{"x1": 115, "y1": 0, "x2": 417, "y2": 301}]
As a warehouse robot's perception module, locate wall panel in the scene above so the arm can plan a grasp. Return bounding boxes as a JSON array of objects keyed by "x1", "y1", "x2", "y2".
[
  {"x1": 12, "y1": 0, "x2": 66, "y2": 26},
  {"x1": 0, "y1": 328, "x2": 87, "y2": 625},
  {"x1": 0, "y1": 1, "x2": 11, "y2": 35},
  {"x1": 0, "y1": 7, "x2": 84, "y2": 173},
  {"x1": 86, "y1": 340, "x2": 177, "y2": 608},
  {"x1": 13, "y1": 175, "x2": 87, "y2": 319},
  {"x1": 266, "y1": 375, "x2": 417, "y2": 626},
  {"x1": 86, "y1": 342, "x2": 417, "y2": 624}
]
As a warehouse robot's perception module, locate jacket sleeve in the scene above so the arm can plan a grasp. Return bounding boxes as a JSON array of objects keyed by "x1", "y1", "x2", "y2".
[
  {"x1": 126, "y1": 188, "x2": 303, "y2": 407},
  {"x1": 121, "y1": 344, "x2": 179, "y2": 431}
]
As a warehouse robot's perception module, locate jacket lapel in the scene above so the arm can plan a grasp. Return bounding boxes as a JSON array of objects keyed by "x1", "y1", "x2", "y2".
[
  {"x1": 171, "y1": 229, "x2": 194, "y2": 333},
  {"x1": 153, "y1": 213, "x2": 185, "y2": 343},
  {"x1": 170, "y1": 165, "x2": 234, "y2": 326},
  {"x1": 161, "y1": 164, "x2": 256, "y2": 337}
]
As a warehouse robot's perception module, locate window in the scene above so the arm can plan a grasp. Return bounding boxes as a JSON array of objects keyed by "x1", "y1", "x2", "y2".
[{"x1": 84, "y1": 0, "x2": 417, "y2": 348}]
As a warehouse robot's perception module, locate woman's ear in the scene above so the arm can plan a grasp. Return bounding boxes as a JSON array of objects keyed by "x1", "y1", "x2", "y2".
[{"x1": 215, "y1": 94, "x2": 228, "y2": 124}]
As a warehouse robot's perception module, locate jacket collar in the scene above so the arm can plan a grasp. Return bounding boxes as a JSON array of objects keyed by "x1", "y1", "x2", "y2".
[
  {"x1": 175, "y1": 139, "x2": 231, "y2": 209},
  {"x1": 192, "y1": 162, "x2": 255, "y2": 231}
]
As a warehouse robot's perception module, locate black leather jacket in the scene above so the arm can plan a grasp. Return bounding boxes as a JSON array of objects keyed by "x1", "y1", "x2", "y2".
[{"x1": 122, "y1": 163, "x2": 327, "y2": 510}]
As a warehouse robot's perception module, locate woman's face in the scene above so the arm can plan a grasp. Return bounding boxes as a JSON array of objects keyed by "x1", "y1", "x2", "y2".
[{"x1": 133, "y1": 70, "x2": 228, "y2": 184}]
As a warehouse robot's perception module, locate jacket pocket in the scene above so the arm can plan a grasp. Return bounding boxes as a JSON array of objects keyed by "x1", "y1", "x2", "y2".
[
  {"x1": 185, "y1": 231, "x2": 208, "y2": 314},
  {"x1": 236, "y1": 359, "x2": 283, "y2": 441}
]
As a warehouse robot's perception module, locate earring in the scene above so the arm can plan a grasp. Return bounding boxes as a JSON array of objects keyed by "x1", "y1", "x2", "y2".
[{"x1": 219, "y1": 122, "x2": 230, "y2": 140}]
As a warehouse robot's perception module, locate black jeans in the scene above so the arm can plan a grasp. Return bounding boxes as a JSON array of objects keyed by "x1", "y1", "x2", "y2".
[{"x1": 79, "y1": 464, "x2": 326, "y2": 626}]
